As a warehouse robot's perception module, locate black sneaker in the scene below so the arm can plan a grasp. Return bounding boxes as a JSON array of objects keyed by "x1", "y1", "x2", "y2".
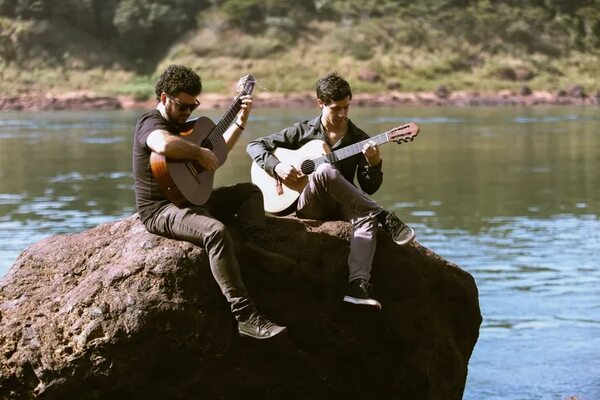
[
  {"x1": 343, "y1": 279, "x2": 382, "y2": 309},
  {"x1": 238, "y1": 313, "x2": 287, "y2": 339},
  {"x1": 383, "y1": 211, "x2": 415, "y2": 246}
]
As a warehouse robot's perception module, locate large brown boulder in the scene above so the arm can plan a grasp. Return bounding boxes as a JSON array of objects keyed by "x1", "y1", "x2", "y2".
[{"x1": 0, "y1": 214, "x2": 481, "y2": 400}]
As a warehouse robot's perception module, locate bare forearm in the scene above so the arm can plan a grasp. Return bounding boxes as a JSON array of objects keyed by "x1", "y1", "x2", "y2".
[
  {"x1": 224, "y1": 123, "x2": 245, "y2": 152},
  {"x1": 224, "y1": 94, "x2": 252, "y2": 152},
  {"x1": 147, "y1": 130, "x2": 202, "y2": 160},
  {"x1": 162, "y1": 136, "x2": 205, "y2": 160}
]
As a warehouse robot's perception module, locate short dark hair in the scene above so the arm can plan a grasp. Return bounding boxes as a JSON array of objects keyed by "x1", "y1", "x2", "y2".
[
  {"x1": 316, "y1": 72, "x2": 352, "y2": 105},
  {"x1": 155, "y1": 64, "x2": 202, "y2": 100}
]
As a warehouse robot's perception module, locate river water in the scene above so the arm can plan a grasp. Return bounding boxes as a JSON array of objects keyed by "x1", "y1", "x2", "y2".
[{"x1": 0, "y1": 106, "x2": 599, "y2": 399}]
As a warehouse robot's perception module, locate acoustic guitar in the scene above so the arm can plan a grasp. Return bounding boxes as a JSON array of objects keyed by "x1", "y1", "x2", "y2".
[
  {"x1": 251, "y1": 122, "x2": 420, "y2": 215},
  {"x1": 150, "y1": 75, "x2": 256, "y2": 206}
]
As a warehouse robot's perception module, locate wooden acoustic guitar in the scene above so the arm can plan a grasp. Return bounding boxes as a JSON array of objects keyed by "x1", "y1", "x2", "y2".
[
  {"x1": 251, "y1": 122, "x2": 420, "y2": 215},
  {"x1": 150, "y1": 75, "x2": 256, "y2": 206}
]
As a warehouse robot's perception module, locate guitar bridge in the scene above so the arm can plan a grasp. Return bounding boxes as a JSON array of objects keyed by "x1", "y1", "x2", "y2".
[{"x1": 186, "y1": 161, "x2": 202, "y2": 183}]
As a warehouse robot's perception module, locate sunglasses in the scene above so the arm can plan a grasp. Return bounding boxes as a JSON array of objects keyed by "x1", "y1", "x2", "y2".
[{"x1": 167, "y1": 95, "x2": 200, "y2": 112}]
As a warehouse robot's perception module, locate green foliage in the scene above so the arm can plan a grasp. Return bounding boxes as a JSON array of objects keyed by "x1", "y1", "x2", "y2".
[
  {"x1": 1, "y1": 0, "x2": 599, "y2": 95},
  {"x1": 221, "y1": 0, "x2": 314, "y2": 34},
  {"x1": 113, "y1": 0, "x2": 206, "y2": 61},
  {"x1": 110, "y1": 76, "x2": 155, "y2": 100},
  {"x1": 0, "y1": 0, "x2": 48, "y2": 18}
]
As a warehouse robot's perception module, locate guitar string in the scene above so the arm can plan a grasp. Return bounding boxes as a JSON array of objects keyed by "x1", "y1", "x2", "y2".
[
  {"x1": 311, "y1": 126, "x2": 415, "y2": 170},
  {"x1": 325, "y1": 125, "x2": 416, "y2": 161}
]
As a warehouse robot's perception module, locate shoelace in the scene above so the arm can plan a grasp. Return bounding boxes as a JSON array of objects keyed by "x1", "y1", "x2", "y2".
[
  {"x1": 248, "y1": 314, "x2": 273, "y2": 331},
  {"x1": 387, "y1": 216, "x2": 404, "y2": 233}
]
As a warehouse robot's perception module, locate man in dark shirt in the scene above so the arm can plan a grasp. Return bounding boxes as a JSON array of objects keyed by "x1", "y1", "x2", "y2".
[
  {"x1": 247, "y1": 72, "x2": 415, "y2": 310},
  {"x1": 133, "y1": 64, "x2": 287, "y2": 339}
]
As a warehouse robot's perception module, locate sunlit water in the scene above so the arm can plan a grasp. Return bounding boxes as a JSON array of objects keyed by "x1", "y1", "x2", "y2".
[{"x1": 1, "y1": 106, "x2": 599, "y2": 399}]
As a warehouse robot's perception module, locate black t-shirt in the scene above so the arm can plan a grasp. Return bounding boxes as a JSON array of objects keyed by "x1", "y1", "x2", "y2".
[{"x1": 132, "y1": 109, "x2": 179, "y2": 223}]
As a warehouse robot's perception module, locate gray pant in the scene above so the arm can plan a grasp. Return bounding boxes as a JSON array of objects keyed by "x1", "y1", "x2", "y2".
[
  {"x1": 296, "y1": 164, "x2": 384, "y2": 282},
  {"x1": 143, "y1": 183, "x2": 265, "y2": 319}
]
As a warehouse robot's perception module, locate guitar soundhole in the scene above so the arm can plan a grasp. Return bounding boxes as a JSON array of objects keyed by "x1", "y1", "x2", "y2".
[{"x1": 300, "y1": 160, "x2": 316, "y2": 175}]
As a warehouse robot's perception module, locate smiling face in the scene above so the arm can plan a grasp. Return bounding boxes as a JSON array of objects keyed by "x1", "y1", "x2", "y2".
[{"x1": 319, "y1": 96, "x2": 351, "y2": 129}]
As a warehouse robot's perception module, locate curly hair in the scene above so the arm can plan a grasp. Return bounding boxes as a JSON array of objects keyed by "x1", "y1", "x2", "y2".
[
  {"x1": 316, "y1": 72, "x2": 352, "y2": 105},
  {"x1": 154, "y1": 64, "x2": 202, "y2": 100}
]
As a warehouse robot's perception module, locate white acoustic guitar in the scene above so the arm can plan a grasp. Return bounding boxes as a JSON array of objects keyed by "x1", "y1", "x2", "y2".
[
  {"x1": 251, "y1": 122, "x2": 420, "y2": 215},
  {"x1": 150, "y1": 75, "x2": 255, "y2": 206}
]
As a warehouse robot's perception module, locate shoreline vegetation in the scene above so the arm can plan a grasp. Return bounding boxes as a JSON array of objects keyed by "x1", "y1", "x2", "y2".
[
  {"x1": 1, "y1": 88, "x2": 598, "y2": 112},
  {"x1": 1, "y1": 2, "x2": 599, "y2": 111}
]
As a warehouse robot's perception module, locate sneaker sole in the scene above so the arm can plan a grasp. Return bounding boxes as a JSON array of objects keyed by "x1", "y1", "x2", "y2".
[
  {"x1": 238, "y1": 326, "x2": 287, "y2": 340},
  {"x1": 394, "y1": 227, "x2": 416, "y2": 246},
  {"x1": 343, "y1": 295, "x2": 382, "y2": 310}
]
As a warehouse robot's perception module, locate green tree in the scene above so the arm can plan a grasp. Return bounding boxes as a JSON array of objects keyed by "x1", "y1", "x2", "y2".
[
  {"x1": 113, "y1": 0, "x2": 207, "y2": 63},
  {"x1": 221, "y1": 0, "x2": 314, "y2": 33}
]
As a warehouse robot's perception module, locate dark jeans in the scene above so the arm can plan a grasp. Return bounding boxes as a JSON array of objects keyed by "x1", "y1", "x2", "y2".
[
  {"x1": 143, "y1": 182, "x2": 265, "y2": 319},
  {"x1": 296, "y1": 164, "x2": 384, "y2": 282}
]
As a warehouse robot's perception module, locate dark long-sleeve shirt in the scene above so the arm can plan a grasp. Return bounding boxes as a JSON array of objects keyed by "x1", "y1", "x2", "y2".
[{"x1": 246, "y1": 115, "x2": 383, "y2": 195}]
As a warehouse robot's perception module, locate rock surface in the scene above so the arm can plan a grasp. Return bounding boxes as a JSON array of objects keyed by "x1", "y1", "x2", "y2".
[{"x1": 0, "y1": 214, "x2": 481, "y2": 400}]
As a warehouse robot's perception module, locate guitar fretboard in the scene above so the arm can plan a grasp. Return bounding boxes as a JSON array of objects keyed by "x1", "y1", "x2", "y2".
[
  {"x1": 316, "y1": 132, "x2": 390, "y2": 167},
  {"x1": 203, "y1": 91, "x2": 247, "y2": 147}
]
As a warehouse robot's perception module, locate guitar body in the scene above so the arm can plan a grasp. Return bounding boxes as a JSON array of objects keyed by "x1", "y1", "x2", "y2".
[
  {"x1": 251, "y1": 140, "x2": 330, "y2": 215},
  {"x1": 150, "y1": 116, "x2": 228, "y2": 206}
]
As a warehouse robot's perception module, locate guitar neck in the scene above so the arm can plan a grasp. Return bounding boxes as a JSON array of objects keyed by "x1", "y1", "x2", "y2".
[
  {"x1": 204, "y1": 91, "x2": 247, "y2": 146},
  {"x1": 315, "y1": 131, "x2": 390, "y2": 166}
]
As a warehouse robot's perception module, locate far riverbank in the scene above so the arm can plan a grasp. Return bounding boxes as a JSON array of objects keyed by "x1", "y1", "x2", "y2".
[
  {"x1": 0, "y1": 88, "x2": 598, "y2": 112},
  {"x1": 0, "y1": 87, "x2": 600, "y2": 111}
]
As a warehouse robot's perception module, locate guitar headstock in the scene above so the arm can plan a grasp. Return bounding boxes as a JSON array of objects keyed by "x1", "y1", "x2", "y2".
[
  {"x1": 236, "y1": 74, "x2": 256, "y2": 96},
  {"x1": 388, "y1": 122, "x2": 419, "y2": 143}
]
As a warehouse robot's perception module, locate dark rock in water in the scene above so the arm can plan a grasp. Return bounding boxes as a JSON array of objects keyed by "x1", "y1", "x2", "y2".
[{"x1": 0, "y1": 214, "x2": 481, "y2": 400}]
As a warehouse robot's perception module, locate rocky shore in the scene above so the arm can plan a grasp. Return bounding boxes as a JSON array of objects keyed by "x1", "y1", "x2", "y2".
[{"x1": 0, "y1": 86, "x2": 598, "y2": 111}]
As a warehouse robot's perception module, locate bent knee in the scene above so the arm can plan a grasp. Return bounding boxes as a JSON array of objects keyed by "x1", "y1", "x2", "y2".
[
  {"x1": 204, "y1": 220, "x2": 229, "y2": 244},
  {"x1": 313, "y1": 163, "x2": 340, "y2": 181}
]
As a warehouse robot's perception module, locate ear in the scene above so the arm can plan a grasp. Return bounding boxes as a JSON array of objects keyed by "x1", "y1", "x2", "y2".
[
  {"x1": 317, "y1": 99, "x2": 324, "y2": 109},
  {"x1": 160, "y1": 92, "x2": 168, "y2": 105}
]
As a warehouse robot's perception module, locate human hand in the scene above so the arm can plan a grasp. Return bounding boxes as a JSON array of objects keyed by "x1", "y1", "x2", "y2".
[
  {"x1": 362, "y1": 140, "x2": 381, "y2": 166},
  {"x1": 197, "y1": 148, "x2": 218, "y2": 171},
  {"x1": 274, "y1": 162, "x2": 302, "y2": 182},
  {"x1": 235, "y1": 95, "x2": 253, "y2": 129}
]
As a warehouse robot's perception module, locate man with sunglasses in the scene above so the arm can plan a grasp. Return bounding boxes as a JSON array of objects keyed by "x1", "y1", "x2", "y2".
[{"x1": 133, "y1": 64, "x2": 288, "y2": 340}]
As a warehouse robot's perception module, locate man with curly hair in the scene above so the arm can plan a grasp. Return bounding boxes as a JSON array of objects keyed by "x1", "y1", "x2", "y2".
[
  {"x1": 247, "y1": 72, "x2": 415, "y2": 310},
  {"x1": 133, "y1": 64, "x2": 287, "y2": 339}
]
